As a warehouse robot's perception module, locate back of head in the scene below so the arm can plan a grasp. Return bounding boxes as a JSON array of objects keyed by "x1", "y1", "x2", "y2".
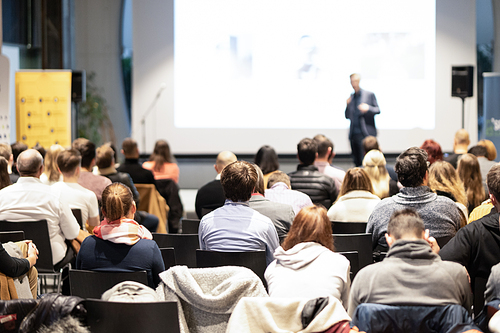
[
  {"x1": 216, "y1": 151, "x2": 237, "y2": 173},
  {"x1": 362, "y1": 136, "x2": 379, "y2": 155},
  {"x1": 17, "y1": 149, "x2": 43, "y2": 177},
  {"x1": 102, "y1": 183, "x2": 134, "y2": 221},
  {"x1": 0, "y1": 156, "x2": 11, "y2": 190},
  {"x1": 339, "y1": 167, "x2": 373, "y2": 197},
  {"x1": 457, "y1": 153, "x2": 481, "y2": 182},
  {"x1": 0, "y1": 143, "x2": 12, "y2": 161},
  {"x1": 150, "y1": 140, "x2": 174, "y2": 171},
  {"x1": 11, "y1": 142, "x2": 28, "y2": 161},
  {"x1": 96, "y1": 144, "x2": 115, "y2": 169},
  {"x1": 57, "y1": 149, "x2": 82, "y2": 175},
  {"x1": 220, "y1": 161, "x2": 257, "y2": 202},
  {"x1": 72, "y1": 138, "x2": 96, "y2": 169},
  {"x1": 395, "y1": 147, "x2": 428, "y2": 187},
  {"x1": 254, "y1": 146, "x2": 279, "y2": 174},
  {"x1": 428, "y1": 161, "x2": 467, "y2": 206},
  {"x1": 44, "y1": 144, "x2": 65, "y2": 181},
  {"x1": 297, "y1": 138, "x2": 317, "y2": 165},
  {"x1": 267, "y1": 170, "x2": 291, "y2": 189},
  {"x1": 121, "y1": 138, "x2": 138, "y2": 157},
  {"x1": 487, "y1": 164, "x2": 500, "y2": 202},
  {"x1": 313, "y1": 134, "x2": 334, "y2": 159},
  {"x1": 420, "y1": 139, "x2": 443, "y2": 165},
  {"x1": 468, "y1": 145, "x2": 488, "y2": 158},
  {"x1": 478, "y1": 139, "x2": 497, "y2": 161},
  {"x1": 387, "y1": 208, "x2": 425, "y2": 240},
  {"x1": 362, "y1": 149, "x2": 390, "y2": 198},
  {"x1": 455, "y1": 129, "x2": 470, "y2": 146},
  {"x1": 282, "y1": 205, "x2": 334, "y2": 251},
  {"x1": 32, "y1": 143, "x2": 46, "y2": 158},
  {"x1": 252, "y1": 164, "x2": 265, "y2": 195}
]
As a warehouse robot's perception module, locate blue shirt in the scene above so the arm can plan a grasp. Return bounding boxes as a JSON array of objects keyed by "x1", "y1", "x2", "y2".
[{"x1": 199, "y1": 200, "x2": 280, "y2": 265}]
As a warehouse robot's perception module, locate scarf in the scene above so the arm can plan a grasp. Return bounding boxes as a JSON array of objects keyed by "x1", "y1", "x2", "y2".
[{"x1": 93, "y1": 218, "x2": 153, "y2": 245}]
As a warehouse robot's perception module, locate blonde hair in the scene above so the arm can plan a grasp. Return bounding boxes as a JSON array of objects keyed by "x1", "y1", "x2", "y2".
[
  {"x1": 478, "y1": 139, "x2": 497, "y2": 161},
  {"x1": 339, "y1": 167, "x2": 374, "y2": 197},
  {"x1": 428, "y1": 161, "x2": 467, "y2": 207},
  {"x1": 362, "y1": 150, "x2": 390, "y2": 199},
  {"x1": 43, "y1": 144, "x2": 65, "y2": 182},
  {"x1": 458, "y1": 154, "x2": 486, "y2": 211}
]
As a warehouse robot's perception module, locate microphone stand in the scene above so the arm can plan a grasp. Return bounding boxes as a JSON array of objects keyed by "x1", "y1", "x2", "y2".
[{"x1": 141, "y1": 87, "x2": 165, "y2": 151}]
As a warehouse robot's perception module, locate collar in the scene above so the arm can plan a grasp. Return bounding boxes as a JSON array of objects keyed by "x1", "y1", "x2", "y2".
[
  {"x1": 251, "y1": 193, "x2": 265, "y2": 198},
  {"x1": 17, "y1": 177, "x2": 43, "y2": 184},
  {"x1": 386, "y1": 239, "x2": 438, "y2": 260},
  {"x1": 269, "y1": 182, "x2": 289, "y2": 190},
  {"x1": 215, "y1": 173, "x2": 221, "y2": 180},
  {"x1": 297, "y1": 164, "x2": 319, "y2": 171},
  {"x1": 98, "y1": 166, "x2": 117, "y2": 176},
  {"x1": 224, "y1": 199, "x2": 250, "y2": 207},
  {"x1": 314, "y1": 161, "x2": 329, "y2": 166},
  {"x1": 124, "y1": 158, "x2": 139, "y2": 164}
]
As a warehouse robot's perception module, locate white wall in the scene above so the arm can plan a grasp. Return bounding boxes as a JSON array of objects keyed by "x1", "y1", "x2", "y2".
[{"x1": 132, "y1": 0, "x2": 477, "y2": 155}]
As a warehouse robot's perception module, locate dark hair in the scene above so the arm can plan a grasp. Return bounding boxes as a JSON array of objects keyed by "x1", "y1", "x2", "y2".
[
  {"x1": 122, "y1": 138, "x2": 138, "y2": 156},
  {"x1": 220, "y1": 161, "x2": 257, "y2": 202},
  {"x1": 0, "y1": 157, "x2": 11, "y2": 190},
  {"x1": 339, "y1": 167, "x2": 373, "y2": 197},
  {"x1": 468, "y1": 145, "x2": 488, "y2": 158},
  {"x1": 394, "y1": 147, "x2": 428, "y2": 187},
  {"x1": 32, "y1": 143, "x2": 46, "y2": 158},
  {"x1": 102, "y1": 183, "x2": 134, "y2": 221},
  {"x1": 96, "y1": 144, "x2": 114, "y2": 169},
  {"x1": 0, "y1": 144, "x2": 11, "y2": 160},
  {"x1": 297, "y1": 138, "x2": 317, "y2": 165},
  {"x1": 457, "y1": 153, "x2": 485, "y2": 211},
  {"x1": 11, "y1": 142, "x2": 28, "y2": 161},
  {"x1": 57, "y1": 149, "x2": 82, "y2": 174},
  {"x1": 420, "y1": 139, "x2": 443, "y2": 165},
  {"x1": 72, "y1": 138, "x2": 96, "y2": 169},
  {"x1": 254, "y1": 145, "x2": 279, "y2": 175},
  {"x1": 387, "y1": 208, "x2": 424, "y2": 240},
  {"x1": 149, "y1": 140, "x2": 175, "y2": 172},
  {"x1": 487, "y1": 164, "x2": 500, "y2": 201},
  {"x1": 282, "y1": 205, "x2": 334, "y2": 251},
  {"x1": 267, "y1": 171, "x2": 291, "y2": 189},
  {"x1": 17, "y1": 149, "x2": 43, "y2": 177},
  {"x1": 313, "y1": 134, "x2": 334, "y2": 159},
  {"x1": 362, "y1": 136, "x2": 379, "y2": 155},
  {"x1": 252, "y1": 164, "x2": 265, "y2": 195}
]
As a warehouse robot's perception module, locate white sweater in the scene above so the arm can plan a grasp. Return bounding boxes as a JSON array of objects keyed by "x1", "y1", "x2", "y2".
[{"x1": 327, "y1": 190, "x2": 380, "y2": 222}]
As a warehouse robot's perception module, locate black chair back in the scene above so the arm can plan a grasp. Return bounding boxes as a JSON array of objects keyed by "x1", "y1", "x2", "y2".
[
  {"x1": 71, "y1": 208, "x2": 84, "y2": 229},
  {"x1": 85, "y1": 299, "x2": 180, "y2": 333},
  {"x1": 0, "y1": 230, "x2": 25, "y2": 243},
  {"x1": 338, "y1": 251, "x2": 359, "y2": 280},
  {"x1": 153, "y1": 233, "x2": 199, "y2": 267},
  {"x1": 331, "y1": 221, "x2": 367, "y2": 234},
  {"x1": 474, "y1": 276, "x2": 488, "y2": 317},
  {"x1": 196, "y1": 249, "x2": 267, "y2": 287},
  {"x1": 69, "y1": 269, "x2": 148, "y2": 299},
  {"x1": 333, "y1": 233, "x2": 373, "y2": 271},
  {"x1": 0, "y1": 220, "x2": 54, "y2": 272},
  {"x1": 159, "y1": 247, "x2": 177, "y2": 271},
  {"x1": 181, "y1": 219, "x2": 200, "y2": 234}
]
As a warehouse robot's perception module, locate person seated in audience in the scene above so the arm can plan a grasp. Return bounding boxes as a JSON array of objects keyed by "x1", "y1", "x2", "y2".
[
  {"x1": 313, "y1": 134, "x2": 345, "y2": 191},
  {"x1": 327, "y1": 167, "x2": 380, "y2": 222},
  {"x1": 72, "y1": 138, "x2": 112, "y2": 202},
  {"x1": 478, "y1": 139, "x2": 498, "y2": 162},
  {"x1": 0, "y1": 144, "x2": 19, "y2": 183},
  {"x1": 40, "y1": 144, "x2": 64, "y2": 185},
  {"x1": 468, "y1": 199, "x2": 495, "y2": 223},
  {"x1": 10, "y1": 142, "x2": 27, "y2": 176},
  {"x1": 367, "y1": 147, "x2": 461, "y2": 250},
  {"x1": 485, "y1": 262, "x2": 500, "y2": 304},
  {"x1": 265, "y1": 171, "x2": 313, "y2": 216},
  {"x1": 52, "y1": 149, "x2": 100, "y2": 229},
  {"x1": 420, "y1": 139, "x2": 444, "y2": 165},
  {"x1": 288, "y1": 138, "x2": 338, "y2": 209},
  {"x1": 349, "y1": 209, "x2": 471, "y2": 317},
  {"x1": 76, "y1": 183, "x2": 165, "y2": 288},
  {"x1": 254, "y1": 145, "x2": 280, "y2": 189},
  {"x1": 428, "y1": 160, "x2": 468, "y2": 227},
  {"x1": 362, "y1": 136, "x2": 397, "y2": 181},
  {"x1": 362, "y1": 149, "x2": 398, "y2": 199},
  {"x1": 440, "y1": 164, "x2": 500, "y2": 298},
  {"x1": 468, "y1": 145, "x2": 497, "y2": 195},
  {"x1": 142, "y1": 139, "x2": 179, "y2": 183},
  {"x1": 265, "y1": 205, "x2": 350, "y2": 309},
  {"x1": 444, "y1": 129, "x2": 470, "y2": 169},
  {"x1": 0, "y1": 240, "x2": 38, "y2": 299},
  {"x1": 458, "y1": 153, "x2": 488, "y2": 213},
  {"x1": 250, "y1": 165, "x2": 295, "y2": 240},
  {"x1": 0, "y1": 156, "x2": 11, "y2": 190},
  {"x1": 198, "y1": 161, "x2": 280, "y2": 265},
  {"x1": 195, "y1": 151, "x2": 237, "y2": 219},
  {"x1": 117, "y1": 137, "x2": 156, "y2": 185}
]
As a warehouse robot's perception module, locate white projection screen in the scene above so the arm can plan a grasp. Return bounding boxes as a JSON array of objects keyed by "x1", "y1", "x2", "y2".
[{"x1": 132, "y1": 0, "x2": 477, "y2": 154}]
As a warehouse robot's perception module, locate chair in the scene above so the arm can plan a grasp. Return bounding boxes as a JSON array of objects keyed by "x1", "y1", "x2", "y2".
[
  {"x1": 152, "y1": 233, "x2": 199, "y2": 267},
  {"x1": 474, "y1": 276, "x2": 488, "y2": 317},
  {"x1": 0, "y1": 220, "x2": 63, "y2": 294},
  {"x1": 338, "y1": 251, "x2": 359, "y2": 280},
  {"x1": 69, "y1": 269, "x2": 148, "y2": 299},
  {"x1": 85, "y1": 299, "x2": 180, "y2": 333},
  {"x1": 333, "y1": 233, "x2": 373, "y2": 272},
  {"x1": 155, "y1": 179, "x2": 184, "y2": 233},
  {"x1": 159, "y1": 247, "x2": 177, "y2": 270},
  {"x1": 196, "y1": 250, "x2": 267, "y2": 286},
  {"x1": 71, "y1": 208, "x2": 83, "y2": 229},
  {"x1": 0, "y1": 230, "x2": 25, "y2": 243},
  {"x1": 331, "y1": 221, "x2": 367, "y2": 234},
  {"x1": 181, "y1": 219, "x2": 200, "y2": 234},
  {"x1": 135, "y1": 183, "x2": 170, "y2": 233}
]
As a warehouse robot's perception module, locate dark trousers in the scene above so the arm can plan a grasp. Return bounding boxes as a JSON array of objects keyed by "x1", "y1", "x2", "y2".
[{"x1": 350, "y1": 133, "x2": 365, "y2": 167}]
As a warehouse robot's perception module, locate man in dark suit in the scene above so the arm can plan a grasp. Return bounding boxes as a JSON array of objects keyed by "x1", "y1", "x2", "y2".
[
  {"x1": 345, "y1": 73, "x2": 380, "y2": 167},
  {"x1": 194, "y1": 151, "x2": 237, "y2": 219}
]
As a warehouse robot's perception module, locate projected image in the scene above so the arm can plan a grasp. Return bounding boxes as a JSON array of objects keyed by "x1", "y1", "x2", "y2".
[
  {"x1": 297, "y1": 35, "x2": 320, "y2": 80},
  {"x1": 215, "y1": 35, "x2": 253, "y2": 79}
]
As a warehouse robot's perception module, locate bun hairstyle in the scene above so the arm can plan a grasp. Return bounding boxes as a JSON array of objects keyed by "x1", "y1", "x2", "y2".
[{"x1": 102, "y1": 183, "x2": 134, "y2": 221}]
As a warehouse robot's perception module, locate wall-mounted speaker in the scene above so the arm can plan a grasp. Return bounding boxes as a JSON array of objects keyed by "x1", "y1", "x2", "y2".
[
  {"x1": 72, "y1": 70, "x2": 86, "y2": 103},
  {"x1": 451, "y1": 66, "x2": 473, "y2": 98}
]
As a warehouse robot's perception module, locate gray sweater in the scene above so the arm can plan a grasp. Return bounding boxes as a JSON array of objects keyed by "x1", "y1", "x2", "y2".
[
  {"x1": 366, "y1": 186, "x2": 461, "y2": 249},
  {"x1": 348, "y1": 240, "x2": 472, "y2": 317}
]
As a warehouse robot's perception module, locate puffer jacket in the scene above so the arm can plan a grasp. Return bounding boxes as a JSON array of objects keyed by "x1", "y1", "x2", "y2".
[{"x1": 288, "y1": 165, "x2": 338, "y2": 209}]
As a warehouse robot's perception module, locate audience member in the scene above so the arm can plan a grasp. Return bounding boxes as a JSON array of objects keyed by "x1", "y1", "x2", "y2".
[
  {"x1": 195, "y1": 151, "x2": 237, "y2": 219},
  {"x1": 254, "y1": 145, "x2": 280, "y2": 189},
  {"x1": 444, "y1": 129, "x2": 470, "y2": 168},
  {"x1": 469, "y1": 145, "x2": 497, "y2": 194},
  {"x1": 264, "y1": 171, "x2": 313, "y2": 216},
  {"x1": 428, "y1": 160, "x2": 468, "y2": 226},
  {"x1": 420, "y1": 139, "x2": 443, "y2": 165},
  {"x1": 478, "y1": 139, "x2": 498, "y2": 161},
  {"x1": 367, "y1": 147, "x2": 461, "y2": 250},
  {"x1": 349, "y1": 209, "x2": 471, "y2": 317},
  {"x1": 199, "y1": 161, "x2": 279, "y2": 265},
  {"x1": 32, "y1": 143, "x2": 46, "y2": 158},
  {"x1": 0, "y1": 149, "x2": 83, "y2": 268},
  {"x1": 10, "y1": 142, "x2": 27, "y2": 175},
  {"x1": 0, "y1": 240, "x2": 38, "y2": 298},
  {"x1": 76, "y1": 183, "x2": 164, "y2": 288},
  {"x1": 0, "y1": 157, "x2": 11, "y2": 190},
  {"x1": 458, "y1": 153, "x2": 487, "y2": 213},
  {"x1": 72, "y1": 138, "x2": 112, "y2": 201},
  {"x1": 468, "y1": 200, "x2": 495, "y2": 223},
  {"x1": 362, "y1": 136, "x2": 397, "y2": 181},
  {"x1": 327, "y1": 168, "x2": 380, "y2": 222},
  {"x1": 288, "y1": 138, "x2": 338, "y2": 209},
  {"x1": 142, "y1": 139, "x2": 179, "y2": 183},
  {"x1": 40, "y1": 144, "x2": 64, "y2": 185},
  {"x1": 0, "y1": 143, "x2": 18, "y2": 183},
  {"x1": 117, "y1": 138, "x2": 156, "y2": 185},
  {"x1": 265, "y1": 205, "x2": 350, "y2": 309},
  {"x1": 485, "y1": 262, "x2": 500, "y2": 304},
  {"x1": 249, "y1": 165, "x2": 295, "y2": 240},
  {"x1": 362, "y1": 149, "x2": 398, "y2": 199},
  {"x1": 313, "y1": 134, "x2": 345, "y2": 191},
  {"x1": 52, "y1": 149, "x2": 100, "y2": 228}
]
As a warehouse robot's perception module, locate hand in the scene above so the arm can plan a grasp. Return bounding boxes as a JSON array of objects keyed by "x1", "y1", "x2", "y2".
[
  {"x1": 27, "y1": 242, "x2": 38, "y2": 267},
  {"x1": 358, "y1": 103, "x2": 369, "y2": 113},
  {"x1": 346, "y1": 96, "x2": 352, "y2": 105},
  {"x1": 424, "y1": 230, "x2": 440, "y2": 254}
]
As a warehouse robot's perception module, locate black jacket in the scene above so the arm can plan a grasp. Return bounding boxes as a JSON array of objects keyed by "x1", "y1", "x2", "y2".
[
  {"x1": 194, "y1": 179, "x2": 225, "y2": 219},
  {"x1": 117, "y1": 159, "x2": 156, "y2": 185},
  {"x1": 288, "y1": 165, "x2": 338, "y2": 209}
]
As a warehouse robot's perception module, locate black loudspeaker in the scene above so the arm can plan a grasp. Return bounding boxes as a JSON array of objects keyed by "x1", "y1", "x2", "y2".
[
  {"x1": 72, "y1": 70, "x2": 86, "y2": 102},
  {"x1": 451, "y1": 66, "x2": 473, "y2": 98}
]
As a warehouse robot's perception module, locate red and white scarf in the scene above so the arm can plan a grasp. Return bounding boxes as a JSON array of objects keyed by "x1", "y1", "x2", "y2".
[{"x1": 93, "y1": 218, "x2": 153, "y2": 245}]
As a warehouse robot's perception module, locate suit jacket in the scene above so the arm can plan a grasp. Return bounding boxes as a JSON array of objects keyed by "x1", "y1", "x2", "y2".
[
  {"x1": 345, "y1": 88, "x2": 380, "y2": 139},
  {"x1": 249, "y1": 194, "x2": 295, "y2": 239}
]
